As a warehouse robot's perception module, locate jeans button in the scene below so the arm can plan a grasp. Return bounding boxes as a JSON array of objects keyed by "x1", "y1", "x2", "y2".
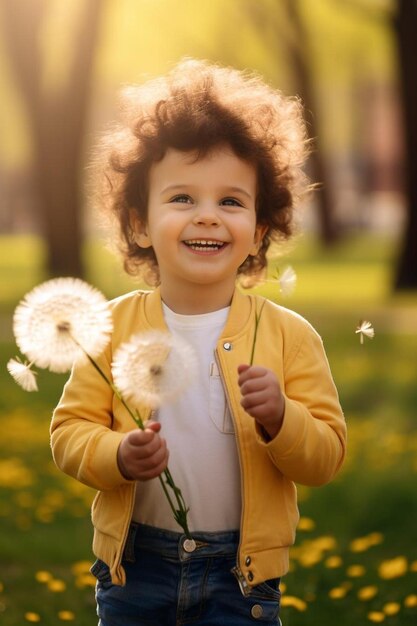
[
  {"x1": 251, "y1": 604, "x2": 263, "y2": 618},
  {"x1": 183, "y1": 538, "x2": 197, "y2": 553}
]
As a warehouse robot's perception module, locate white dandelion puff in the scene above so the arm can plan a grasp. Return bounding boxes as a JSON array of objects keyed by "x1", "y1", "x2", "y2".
[
  {"x1": 7, "y1": 357, "x2": 38, "y2": 392},
  {"x1": 278, "y1": 266, "x2": 297, "y2": 296},
  {"x1": 355, "y1": 320, "x2": 375, "y2": 345},
  {"x1": 112, "y1": 330, "x2": 197, "y2": 409},
  {"x1": 13, "y1": 278, "x2": 113, "y2": 373}
]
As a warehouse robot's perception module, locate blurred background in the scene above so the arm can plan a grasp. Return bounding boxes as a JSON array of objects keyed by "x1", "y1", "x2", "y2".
[{"x1": 0, "y1": 1, "x2": 416, "y2": 625}]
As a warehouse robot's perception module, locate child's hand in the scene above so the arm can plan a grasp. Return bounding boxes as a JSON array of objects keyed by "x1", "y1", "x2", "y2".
[
  {"x1": 238, "y1": 364, "x2": 285, "y2": 441},
  {"x1": 117, "y1": 421, "x2": 169, "y2": 481}
]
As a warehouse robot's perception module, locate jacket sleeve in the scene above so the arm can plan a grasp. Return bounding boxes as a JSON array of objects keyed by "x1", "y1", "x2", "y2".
[
  {"x1": 257, "y1": 322, "x2": 346, "y2": 486},
  {"x1": 50, "y1": 345, "x2": 132, "y2": 492}
]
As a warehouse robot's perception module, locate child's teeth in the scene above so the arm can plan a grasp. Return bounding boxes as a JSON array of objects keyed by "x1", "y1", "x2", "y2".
[{"x1": 185, "y1": 239, "x2": 223, "y2": 249}]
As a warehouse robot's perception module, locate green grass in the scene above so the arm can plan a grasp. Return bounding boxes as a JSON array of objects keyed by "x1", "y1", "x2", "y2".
[{"x1": 1, "y1": 233, "x2": 417, "y2": 625}]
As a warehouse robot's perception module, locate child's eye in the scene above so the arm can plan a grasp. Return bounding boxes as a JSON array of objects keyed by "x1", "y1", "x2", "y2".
[
  {"x1": 170, "y1": 194, "x2": 192, "y2": 204},
  {"x1": 220, "y1": 197, "x2": 243, "y2": 207}
]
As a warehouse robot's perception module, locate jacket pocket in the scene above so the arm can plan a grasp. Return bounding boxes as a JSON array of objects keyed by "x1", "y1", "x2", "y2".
[{"x1": 209, "y1": 361, "x2": 234, "y2": 434}]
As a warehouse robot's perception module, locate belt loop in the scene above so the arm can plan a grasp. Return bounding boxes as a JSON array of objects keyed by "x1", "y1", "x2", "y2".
[{"x1": 123, "y1": 522, "x2": 139, "y2": 563}]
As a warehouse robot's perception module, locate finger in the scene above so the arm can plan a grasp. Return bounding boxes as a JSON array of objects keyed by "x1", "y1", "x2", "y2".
[
  {"x1": 143, "y1": 420, "x2": 162, "y2": 433},
  {"x1": 127, "y1": 427, "x2": 158, "y2": 447},
  {"x1": 240, "y1": 390, "x2": 271, "y2": 411},
  {"x1": 238, "y1": 365, "x2": 267, "y2": 387},
  {"x1": 137, "y1": 456, "x2": 169, "y2": 481},
  {"x1": 133, "y1": 434, "x2": 166, "y2": 460},
  {"x1": 135, "y1": 440, "x2": 168, "y2": 470},
  {"x1": 240, "y1": 376, "x2": 269, "y2": 396},
  {"x1": 135, "y1": 445, "x2": 169, "y2": 480}
]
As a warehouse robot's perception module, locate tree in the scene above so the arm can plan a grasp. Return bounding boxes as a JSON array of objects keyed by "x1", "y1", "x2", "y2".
[
  {"x1": 0, "y1": 0, "x2": 102, "y2": 277},
  {"x1": 240, "y1": 0, "x2": 339, "y2": 244},
  {"x1": 394, "y1": 0, "x2": 417, "y2": 289}
]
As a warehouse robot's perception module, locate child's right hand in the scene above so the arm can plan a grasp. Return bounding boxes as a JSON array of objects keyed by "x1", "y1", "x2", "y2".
[{"x1": 117, "y1": 421, "x2": 169, "y2": 481}]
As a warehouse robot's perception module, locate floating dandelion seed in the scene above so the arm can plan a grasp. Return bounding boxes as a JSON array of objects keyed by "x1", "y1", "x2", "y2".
[
  {"x1": 278, "y1": 265, "x2": 297, "y2": 296},
  {"x1": 355, "y1": 320, "x2": 375, "y2": 345},
  {"x1": 112, "y1": 330, "x2": 197, "y2": 409},
  {"x1": 7, "y1": 357, "x2": 38, "y2": 391},
  {"x1": 13, "y1": 277, "x2": 113, "y2": 373}
]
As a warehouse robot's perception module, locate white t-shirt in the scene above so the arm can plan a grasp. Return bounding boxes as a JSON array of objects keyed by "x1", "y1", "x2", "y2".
[{"x1": 131, "y1": 303, "x2": 242, "y2": 532}]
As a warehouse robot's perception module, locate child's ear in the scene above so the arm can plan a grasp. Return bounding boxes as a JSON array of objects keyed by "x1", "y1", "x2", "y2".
[
  {"x1": 249, "y1": 224, "x2": 268, "y2": 256},
  {"x1": 130, "y1": 212, "x2": 152, "y2": 249}
]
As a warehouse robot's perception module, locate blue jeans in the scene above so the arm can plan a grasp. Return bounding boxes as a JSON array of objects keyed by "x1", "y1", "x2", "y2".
[{"x1": 92, "y1": 523, "x2": 282, "y2": 625}]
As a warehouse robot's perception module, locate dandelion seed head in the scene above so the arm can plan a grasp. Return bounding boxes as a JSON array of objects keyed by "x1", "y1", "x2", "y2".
[
  {"x1": 7, "y1": 357, "x2": 38, "y2": 392},
  {"x1": 112, "y1": 330, "x2": 197, "y2": 409},
  {"x1": 13, "y1": 278, "x2": 113, "y2": 373}
]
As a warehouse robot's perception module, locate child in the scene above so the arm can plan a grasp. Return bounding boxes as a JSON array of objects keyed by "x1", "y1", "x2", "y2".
[{"x1": 51, "y1": 59, "x2": 346, "y2": 625}]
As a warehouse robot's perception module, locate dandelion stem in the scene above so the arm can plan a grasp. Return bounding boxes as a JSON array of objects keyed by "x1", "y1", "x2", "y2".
[
  {"x1": 74, "y1": 338, "x2": 192, "y2": 538},
  {"x1": 249, "y1": 299, "x2": 266, "y2": 366}
]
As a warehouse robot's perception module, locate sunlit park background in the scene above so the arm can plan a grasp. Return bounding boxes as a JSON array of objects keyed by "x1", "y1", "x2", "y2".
[{"x1": 1, "y1": 0, "x2": 417, "y2": 624}]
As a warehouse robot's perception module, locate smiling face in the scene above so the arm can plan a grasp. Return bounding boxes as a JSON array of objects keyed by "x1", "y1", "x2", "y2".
[{"x1": 133, "y1": 146, "x2": 266, "y2": 313}]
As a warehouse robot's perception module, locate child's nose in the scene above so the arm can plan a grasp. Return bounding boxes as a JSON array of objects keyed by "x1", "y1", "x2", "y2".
[{"x1": 192, "y1": 203, "x2": 220, "y2": 226}]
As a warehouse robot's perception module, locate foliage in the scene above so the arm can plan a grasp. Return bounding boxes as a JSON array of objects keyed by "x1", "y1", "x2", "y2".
[{"x1": 1, "y1": 233, "x2": 416, "y2": 624}]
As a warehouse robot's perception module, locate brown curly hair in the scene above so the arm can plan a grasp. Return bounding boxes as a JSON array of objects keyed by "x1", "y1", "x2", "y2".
[{"x1": 94, "y1": 58, "x2": 310, "y2": 285}]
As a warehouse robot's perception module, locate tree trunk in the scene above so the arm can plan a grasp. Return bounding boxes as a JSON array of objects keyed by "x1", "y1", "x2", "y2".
[
  {"x1": 394, "y1": 0, "x2": 417, "y2": 289},
  {"x1": 284, "y1": 0, "x2": 339, "y2": 244},
  {"x1": 1, "y1": 0, "x2": 102, "y2": 277}
]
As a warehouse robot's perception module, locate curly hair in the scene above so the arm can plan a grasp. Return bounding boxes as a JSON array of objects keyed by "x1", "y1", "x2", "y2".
[{"x1": 94, "y1": 58, "x2": 310, "y2": 285}]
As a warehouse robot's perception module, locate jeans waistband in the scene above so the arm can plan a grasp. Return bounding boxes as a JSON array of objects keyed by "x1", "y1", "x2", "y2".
[{"x1": 124, "y1": 522, "x2": 240, "y2": 563}]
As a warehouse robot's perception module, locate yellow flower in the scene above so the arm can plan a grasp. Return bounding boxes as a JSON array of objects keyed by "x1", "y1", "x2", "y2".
[
  {"x1": 383, "y1": 602, "x2": 400, "y2": 616},
  {"x1": 35, "y1": 570, "x2": 52, "y2": 583},
  {"x1": 347, "y1": 564, "x2": 366, "y2": 578},
  {"x1": 367, "y1": 611, "x2": 385, "y2": 623},
  {"x1": 358, "y1": 586, "x2": 378, "y2": 601},
  {"x1": 329, "y1": 586, "x2": 349, "y2": 599},
  {"x1": 25, "y1": 613, "x2": 41, "y2": 623},
  {"x1": 71, "y1": 561, "x2": 93, "y2": 575},
  {"x1": 58, "y1": 611, "x2": 75, "y2": 621},
  {"x1": 325, "y1": 555, "x2": 343, "y2": 568},
  {"x1": 74, "y1": 573, "x2": 96, "y2": 588},
  {"x1": 350, "y1": 532, "x2": 384, "y2": 553},
  {"x1": 404, "y1": 595, "x2": 417, "y2": 608},
  {"x1": 378, "y1": 556, "x2": 407, "y2": 579},
  {"x1": 281, "y1": 595, "x2": 308, "y2": 611},
  {"x1": 48, "y1": 579, "x2": 66, "y2": 592},
  {"x1": 297, "y1": 517, "x2": 315, "y2": 531}
]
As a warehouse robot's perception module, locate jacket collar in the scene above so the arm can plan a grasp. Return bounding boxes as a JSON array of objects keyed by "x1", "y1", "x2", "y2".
[{"x1": 142, "y1": 286, "x2": 255, "y2": 338}]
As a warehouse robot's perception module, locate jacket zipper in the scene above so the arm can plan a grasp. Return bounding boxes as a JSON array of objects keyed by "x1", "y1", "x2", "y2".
[{"x1": 214, "y1": 349, "x2": 251, "y2": 596}]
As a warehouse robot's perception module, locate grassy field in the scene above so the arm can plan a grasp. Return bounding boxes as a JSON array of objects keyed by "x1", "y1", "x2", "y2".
[{"x1": 0, "y1": 233, "x2": 416, "y2": 625}]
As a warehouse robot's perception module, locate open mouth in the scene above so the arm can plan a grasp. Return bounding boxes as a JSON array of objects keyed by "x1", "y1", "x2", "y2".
[{"x1": 183, "y1": 239, "x2": 227, "y2": 251}]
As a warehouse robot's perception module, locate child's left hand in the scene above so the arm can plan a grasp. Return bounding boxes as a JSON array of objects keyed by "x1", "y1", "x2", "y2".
[{"x1": 237, "y1": 364, "x2": 285, "y2": 441}]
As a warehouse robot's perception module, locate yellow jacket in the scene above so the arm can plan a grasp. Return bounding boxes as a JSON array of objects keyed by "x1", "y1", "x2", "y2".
[{"x1": 51, "y1": 287, "x2": 346, "y2": 588}]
